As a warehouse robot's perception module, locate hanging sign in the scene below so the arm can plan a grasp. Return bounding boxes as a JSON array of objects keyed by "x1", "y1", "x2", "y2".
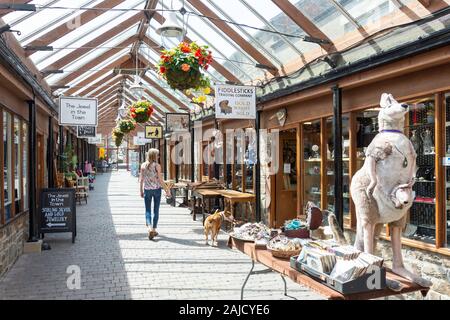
[
  {"x1": 88, "y1": 134, "x2": 102, "y2": 145},
  {"x1": 145, "y1": 125, "x2": 163, "y2": 139},
  {"x1": 39, "y1": 188, "x2": 76, "y2": 243},
  {"x1": 166, "y1": 113, "x2": 190, "y2": 133},
  {"x1": 59, "y1": 96, "x2": 98, "y2": 126},
  {"x1": 215, "y1": 84, "x2": 256, "y2": 119},
  {"x1": 77, "y1": 126, "x2": 96, "y2": 138}
]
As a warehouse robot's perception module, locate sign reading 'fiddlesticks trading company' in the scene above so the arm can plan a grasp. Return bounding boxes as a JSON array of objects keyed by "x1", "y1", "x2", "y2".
[
  {"x1": 59, "y1": 96, "x2": 98, "y2": 126},
  {"x1": 215, "y1": 84, "x2": 256, "y2": 119}
]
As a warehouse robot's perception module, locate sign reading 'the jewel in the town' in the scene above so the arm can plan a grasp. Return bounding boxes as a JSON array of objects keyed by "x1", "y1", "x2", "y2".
[
  {"x1": 39, "y1": 188, "x2": 76, "y2": 243},
  {"x1": 59, "y1": 96, "x2": 98, "y2": 126},
  {"x1": 215, "y1": 85, "x2": 256, "y2": 120}
]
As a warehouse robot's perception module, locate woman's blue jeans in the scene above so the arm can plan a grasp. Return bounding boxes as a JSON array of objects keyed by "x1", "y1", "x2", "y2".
[{"x1": 144, "y1": 188, "x2": 162, "y2": 229}]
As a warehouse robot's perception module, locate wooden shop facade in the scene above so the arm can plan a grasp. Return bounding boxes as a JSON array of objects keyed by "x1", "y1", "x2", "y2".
[{"x1": 180, "y1": 15, "x2": 450, "y2": 258}]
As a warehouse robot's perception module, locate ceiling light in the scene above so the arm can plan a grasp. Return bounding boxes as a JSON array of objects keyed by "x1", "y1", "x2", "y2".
[
  {"x1": 156, "y1": 11, "x2": 184, "y2": 39},
  {"x1": 118, "y1": 100, "x2": 127, "y2": 117},
  {"x1": 130, "y1": 81, "x2": 144, "y2": 99}
]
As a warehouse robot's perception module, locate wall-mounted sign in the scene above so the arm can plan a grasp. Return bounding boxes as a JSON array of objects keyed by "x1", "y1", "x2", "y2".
[
  {"x1": 145, "y1": 125, "x2": 163, "y2": 139},
  {"x1": 166, "y1": 113, "x2": 190, "y2": 133},
  {"x1": 77, "y1": 126, "x2": 96, "y2": 138},
  {"x1": 39, "y1": 188, "x2": 76, "y2": 243},
  {"x1": 59, "y1": 96, "x2": 98, "y2": 126},
  {"x1": 88, "y1": 134, "x2": 102, "y2": 145},
  {"x1": 215, "y1": 84, "x2": 256, "y2": 119}
]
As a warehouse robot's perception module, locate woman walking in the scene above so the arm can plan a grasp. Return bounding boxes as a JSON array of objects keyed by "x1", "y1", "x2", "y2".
[{"x1": 140, "y1": 148, "x2": 170, "y2": 240}]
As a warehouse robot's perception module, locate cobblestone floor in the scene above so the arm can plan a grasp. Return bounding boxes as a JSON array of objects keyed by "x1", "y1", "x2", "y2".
[{"x1": 0, "y1": 170, "x2": 322, "y2": 300}]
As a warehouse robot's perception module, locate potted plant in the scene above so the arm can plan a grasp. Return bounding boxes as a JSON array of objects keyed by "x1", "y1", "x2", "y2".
[
  {"x1": 128, "y1": 100, "x2": 153, "y2": 123},
  {"x1": 158, "y1": 41, "x2": 212, "y2": 91},
  {"x1": 112, "y1": 128, "x2": 124, "y2": 147},
  {"x1": 118, "y1": 119, "x2": 136, "y2": 134}
]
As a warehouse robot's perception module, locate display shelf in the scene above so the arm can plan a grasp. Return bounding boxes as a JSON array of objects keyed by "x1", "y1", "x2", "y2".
[
  {"x1": 407, "y1": 122, "x2": 435, "y2": 129},
  {"x1": 416, "y1": 179, "x2": 436, "y2": 183},
  {"x1": 414, "y1": 199, "x2": 435, "y2": 205},
  {"x1": 304, "y1": 158, "x2": 322, "y2": 162},
  {"x1": 327, "y1": 158, "x2": 350, "y2": 161}
]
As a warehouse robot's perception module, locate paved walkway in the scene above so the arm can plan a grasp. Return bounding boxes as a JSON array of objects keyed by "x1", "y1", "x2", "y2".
[{"x1": 0, "y1": 170, "x2": 321, "y2": 300}]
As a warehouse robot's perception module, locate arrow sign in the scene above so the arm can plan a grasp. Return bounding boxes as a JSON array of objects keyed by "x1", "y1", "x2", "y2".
[{"x1": 47, "y1": 223, "x2": 66, "y2": 228}]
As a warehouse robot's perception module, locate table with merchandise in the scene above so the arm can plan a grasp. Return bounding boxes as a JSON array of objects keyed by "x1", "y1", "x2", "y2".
[{"x1": 227, "y1": 221, "x2": 429, "y2": 300}]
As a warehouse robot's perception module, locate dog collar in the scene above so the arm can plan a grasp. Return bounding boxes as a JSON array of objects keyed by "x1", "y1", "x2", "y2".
[{"x1": 380, "y1": 129, "x2": 403, "y2": 134}]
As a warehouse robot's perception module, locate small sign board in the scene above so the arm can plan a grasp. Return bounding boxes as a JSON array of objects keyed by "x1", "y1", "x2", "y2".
[
  {"x1": 166, "y1": 113, "x2": 190, "y2": 133},
  {"x1": 77, "y1": 125, "x2": 96, "y2": 138},
  {"x1": 442, "y1": 157, "x2": 450, "y2": 166},
  {"x1": 215, "y1": 84, "x2": 256, "y2": 119},
  {"x1": 59, "y1": 96, "x2": 98, "y2": 126},
  {"x1": 145, "y1": 125, "x2": 163, "y2": 139},
  {"x1": 39, "y1": 188, "x2": 76, "y2": 243},
  {"x1": 88, "y1": 134, "x2": 102, "y2": 145}
]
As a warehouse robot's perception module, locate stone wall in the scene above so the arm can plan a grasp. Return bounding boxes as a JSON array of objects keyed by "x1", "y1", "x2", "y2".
[
  {"x1": 0, "y1": 213, "x2": 28, "y2": 278},
  {"x1": 344, "y1": 230, "x2": 450, "y2": 300}
]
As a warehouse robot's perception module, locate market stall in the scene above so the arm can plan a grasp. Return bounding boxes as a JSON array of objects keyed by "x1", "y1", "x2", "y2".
[{"x1": 228, "y1": 237, "x2": 429, "y2": 300}]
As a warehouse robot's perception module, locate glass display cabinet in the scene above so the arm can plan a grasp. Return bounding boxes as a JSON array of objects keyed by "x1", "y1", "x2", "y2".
[
  {"x1": 303, "y1": 120, "x2": 322, "y2": 208},
  {"x1": 325, "y1": 115, "x2": 350, "y2": 223},
  {"x1": 405, "y1": 97, "x2": 436, "y2": 244}
]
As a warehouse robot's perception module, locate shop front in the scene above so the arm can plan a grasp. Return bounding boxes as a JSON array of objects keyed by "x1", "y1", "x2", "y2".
[{"x1": 258, "y1": 45, "x2": 450, "y2": 299}]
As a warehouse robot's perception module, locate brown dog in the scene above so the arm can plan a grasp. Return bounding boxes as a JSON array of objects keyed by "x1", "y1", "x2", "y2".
[{"x1": 204, "y1": 209, "x2": 234, "y2": 246}]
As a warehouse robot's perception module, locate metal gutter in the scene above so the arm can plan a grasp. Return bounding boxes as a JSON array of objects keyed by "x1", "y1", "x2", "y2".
[
  {"x1": 0, "y1": 38, "x2": 57, "y2": 113},
  {"x1": 258, "y1": 13, "x2": 450, "y2": 105}
]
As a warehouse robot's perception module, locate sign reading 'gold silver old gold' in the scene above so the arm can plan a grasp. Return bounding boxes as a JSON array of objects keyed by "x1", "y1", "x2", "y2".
[
  {"x1": 215, "y1": 84, "x2": 256, "y2": 119},
  {"x1": 145, "y1": 125, "x2": 163, "y2": 139}
]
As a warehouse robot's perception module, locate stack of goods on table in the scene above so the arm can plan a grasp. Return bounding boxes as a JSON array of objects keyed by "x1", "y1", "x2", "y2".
[
  {"x1": 282, "y1": 219, "x2": 309, "y2": 238},
  {"x1": 267, "y1": 235, "x2": 302, "y2": 259},
  {"x1": 229, "y1": 222, "x2": 270, "y2": 243},
  {"x1": 291, "y1": 239, "x2": 386, "y2": 293}
]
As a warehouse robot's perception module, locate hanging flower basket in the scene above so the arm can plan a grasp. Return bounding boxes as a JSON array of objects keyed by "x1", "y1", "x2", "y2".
[
  {"x1": 118, "y1": 119, "x2": 136, "y2": 134},
  {"x1": 129, "y1": 100, "x2": 154, "y2": 123},
  {"x1": 158, "y1": 41, "x2": 212, "y2": 91},
  {"x1": 112, "y1": 128, "x2": 124, "y2": 147}
]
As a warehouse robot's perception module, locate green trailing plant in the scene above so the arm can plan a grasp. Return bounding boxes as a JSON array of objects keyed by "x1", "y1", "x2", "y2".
[{"x1": 118, "y1": 119, "x2": 136, "y2": 134}]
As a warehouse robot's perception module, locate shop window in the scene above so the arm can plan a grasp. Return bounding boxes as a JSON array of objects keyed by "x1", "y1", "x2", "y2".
[
  {"x1": 3, "y1": 111, "x2": 12, "y2": 221},
  {"x1": 14, "y1": 117, "x2": 21, "y2": 213},
  {"x1": 445, "y1": 94, "x2": 450, "y2": 247},
  {"x1": 354, "y1": 108, "x2": 384, "y2": 233},
  {"x1": 325, "y1": 115, "x2": 350, "y2": 223},
  {"x1": 405, "y1": 97, "x2": 436, "y2": 244},
  {"x1": 235, "y1": 133, "x2": 243, "y2": 191},
  {"x1": 244, "y1": 129, "x2": 256, "y2": 194},
  {"x1": 303, "y1": 120, "x2": 321, "y2": 208}
]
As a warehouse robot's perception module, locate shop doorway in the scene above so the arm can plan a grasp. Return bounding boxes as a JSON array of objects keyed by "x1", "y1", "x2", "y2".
[{"x1": 273, "y1": 128, "x2": 298, "y2": 227}]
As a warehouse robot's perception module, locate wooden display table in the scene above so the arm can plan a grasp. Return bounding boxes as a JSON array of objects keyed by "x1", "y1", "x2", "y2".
[
  {"x1": 229, "y1": 237, "x2": 429, "y2": 300},
  {"x1": 191, "y1": 189, "x2": 224, "y2": 222},
  {"x1": 216, "y1": 190, "x2": 256, "y2": 222}
]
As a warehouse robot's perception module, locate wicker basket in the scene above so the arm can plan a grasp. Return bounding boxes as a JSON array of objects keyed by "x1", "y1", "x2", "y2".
[{"x1": 268, "y1": 247, "x2": 301, "y2": 259}]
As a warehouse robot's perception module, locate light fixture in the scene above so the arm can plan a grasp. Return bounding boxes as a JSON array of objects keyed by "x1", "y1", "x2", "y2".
[
  {"x1": 130, "y1": 47, "x2": 144, "y2": 99},
  {"x1": 130, "y1": 81, "x2": 144, "y2": 99},
  {"x1": 118, "y1": 100, "x2": 127, "y2": 117},
  {"x1": 156, "y1": 11, "x2": 184, "y2": 39}
]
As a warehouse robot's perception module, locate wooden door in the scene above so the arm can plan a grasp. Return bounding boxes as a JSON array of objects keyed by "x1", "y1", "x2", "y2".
[{"x1": 274, "y1": 130, "x2": 298, "y2": 227}]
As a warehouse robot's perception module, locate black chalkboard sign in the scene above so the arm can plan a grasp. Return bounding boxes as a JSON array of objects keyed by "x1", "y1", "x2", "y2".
[
  {"x1": 77, "y1": 125, "x2": 96, "y2": 138},
  {"x1": 39, "y1": 188, "x2": 77, "y2": 243}
]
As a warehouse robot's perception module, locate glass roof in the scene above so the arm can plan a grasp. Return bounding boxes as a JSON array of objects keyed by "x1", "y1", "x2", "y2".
[{"x1": 1, "y1": 0, "x2": 444, "y2": 131}]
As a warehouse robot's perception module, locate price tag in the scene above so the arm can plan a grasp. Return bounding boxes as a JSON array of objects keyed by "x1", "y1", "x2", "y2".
[{"x1": 442, "y1": 157, "x2": 450, "y2": 166}]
